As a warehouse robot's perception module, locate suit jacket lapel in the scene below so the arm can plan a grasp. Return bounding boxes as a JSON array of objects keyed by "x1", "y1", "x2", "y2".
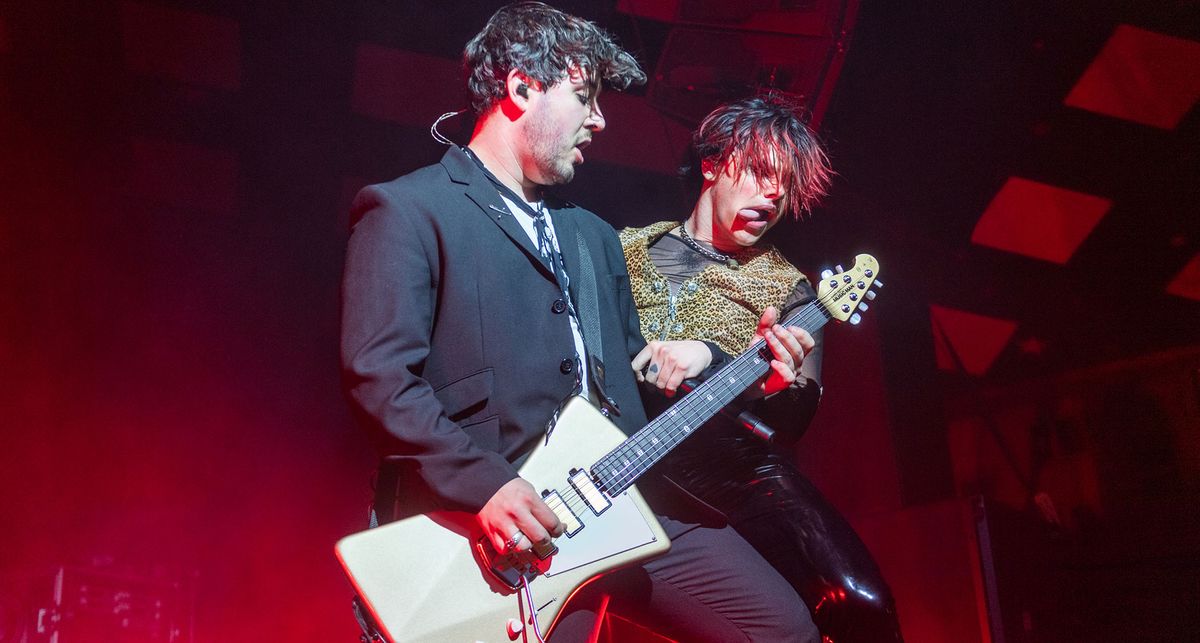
[{"x1": 442, "y1": 147, "x2": 554, "y2": 278}]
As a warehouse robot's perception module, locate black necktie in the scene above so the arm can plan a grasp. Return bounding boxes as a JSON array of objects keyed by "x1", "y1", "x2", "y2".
[{"x1": 531, "y1": 207, "x2": 570, "y2": 298}]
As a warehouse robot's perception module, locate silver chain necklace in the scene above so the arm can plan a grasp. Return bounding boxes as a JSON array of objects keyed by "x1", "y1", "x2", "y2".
[{"x1": 678, "y1": 224, "x2": 739, "y2": 268}]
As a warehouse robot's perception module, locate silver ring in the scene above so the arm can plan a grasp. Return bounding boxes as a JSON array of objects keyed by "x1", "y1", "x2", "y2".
[{"x1": 504, "y1": 530, "x2": 525, "y2": 551}]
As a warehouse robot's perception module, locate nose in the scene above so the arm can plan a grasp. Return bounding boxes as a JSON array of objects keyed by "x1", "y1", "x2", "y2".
[
  {"x1": 586, "y1": 100, "x2": 605, "y2": 132},
  {"x1": 762, "y1": 181, "x2": 780, "y2": 202}
]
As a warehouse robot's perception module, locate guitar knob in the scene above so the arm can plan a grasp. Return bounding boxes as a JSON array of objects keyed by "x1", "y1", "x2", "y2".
[{"x1": 507, "y1": 618, "x2": 525, "y2": 638}]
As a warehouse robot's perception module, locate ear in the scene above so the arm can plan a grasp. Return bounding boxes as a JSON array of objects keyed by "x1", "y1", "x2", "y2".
[
  {"x1": 700, "y1": 158, "x2": 718, "y2": 181},
  {"x1": 505, "y1": 69, "x2": 536, "y2": 110}
]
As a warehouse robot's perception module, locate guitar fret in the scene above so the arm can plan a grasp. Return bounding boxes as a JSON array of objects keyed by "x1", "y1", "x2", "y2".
[{"x1": 594, "y1": 298, "x2": 841, "y2": 495}]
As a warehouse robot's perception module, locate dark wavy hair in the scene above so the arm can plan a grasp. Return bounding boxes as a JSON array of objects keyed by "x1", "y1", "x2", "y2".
[
  {"x1": 684, "y1": 93, "x2": 832, "y2": 219},
  {"x1": 463, "y1": 2, "x2": 646, "y2": 114}
]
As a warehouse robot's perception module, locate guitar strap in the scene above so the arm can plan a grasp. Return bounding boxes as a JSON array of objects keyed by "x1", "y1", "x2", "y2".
[{"x1": 573, "y1": 229, "x2": 621, "y2": 418}]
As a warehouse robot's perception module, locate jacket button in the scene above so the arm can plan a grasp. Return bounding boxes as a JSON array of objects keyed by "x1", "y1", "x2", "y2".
[
  {"x1": 551, "y1": 298, "x2": 567, "y2": 314},
  {"x1": 559, "y1": 358, "x2": 574, "y2": 374}
]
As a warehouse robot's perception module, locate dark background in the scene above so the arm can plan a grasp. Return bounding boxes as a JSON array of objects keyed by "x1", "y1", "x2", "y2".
[{"x1": 2, "y1": 1, "x2": 1197, "y2": 641}]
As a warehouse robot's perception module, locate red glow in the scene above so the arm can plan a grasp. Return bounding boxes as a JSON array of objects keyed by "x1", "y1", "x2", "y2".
[
  {"x1": 930, "y1": 305, "x2": 1019, "y2": 376},
  {"x1": 972, "y1": 177, "x2": 1109, "y2": 264},
  {"x1": 120, "y1": 1, "x2": 241, "y2": 90},
  {"x1": 853, "y1": 501, "x2": 990, "y2": 642},
  {"x1": 1166, "y1": 252, "x2": 1200, "y2": 301},
  {"x1": 1065, "y1": 25, "x2": 1200, "y2": 130}
]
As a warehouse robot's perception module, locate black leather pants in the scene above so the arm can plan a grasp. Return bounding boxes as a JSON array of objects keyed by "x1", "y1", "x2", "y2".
[{"x1": 660, "y1": 423, "x2": 905, "y2": 643}]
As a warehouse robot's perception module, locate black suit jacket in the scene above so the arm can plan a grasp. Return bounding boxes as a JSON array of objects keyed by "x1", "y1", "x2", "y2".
[{"x1": 341, "y1": 147, "x2": 652, "y2": 514}]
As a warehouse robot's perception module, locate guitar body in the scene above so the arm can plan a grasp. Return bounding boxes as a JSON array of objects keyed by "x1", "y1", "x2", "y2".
[
  {"x1": 335, "y1": 398, "x2": 670, "y2": 642},
  {"x1": 336, "y1": 255, "x2": 882, "y2": 642}
]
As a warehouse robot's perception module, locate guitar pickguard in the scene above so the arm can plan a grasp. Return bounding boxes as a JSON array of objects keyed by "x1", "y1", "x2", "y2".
[{"x1": 335, "y1": 398, "x2": 669, "y2": 642}]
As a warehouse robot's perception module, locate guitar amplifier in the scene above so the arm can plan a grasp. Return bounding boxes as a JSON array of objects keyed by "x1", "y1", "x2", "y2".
[{"x1": 21, "y1": 566, "x2": 194, "y2": 643}]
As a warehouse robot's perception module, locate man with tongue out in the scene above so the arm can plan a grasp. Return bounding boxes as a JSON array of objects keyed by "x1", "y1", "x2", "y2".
[{"x1": 620, "y1": 94, "x2": 906, "y2": 642}]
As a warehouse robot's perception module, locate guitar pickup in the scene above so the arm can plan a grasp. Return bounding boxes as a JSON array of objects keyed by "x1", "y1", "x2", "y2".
[
  {"x1": 542, "y1": 490, "x2": 582, "y2": 538},
  {"x1": 569, "y1": 469, "x2": 611, "y2": 516}
]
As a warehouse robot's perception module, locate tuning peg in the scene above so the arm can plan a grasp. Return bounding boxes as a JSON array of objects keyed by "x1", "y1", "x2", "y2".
[
  {"x1": 865, "y1": 290, "x2": 877, "y2": 301},
  {"x1": 834, "y1": 264, "x2": 844, "y2": 273},
  {"x1": 858, "y1": 302, "x2": 869, "y2": 312},
  {"x1": 849, "y1": 313, "x2": 862, "y2": 325},
  {"x1": 874, "y1": 280, "x2": 884, "y2": 288},
  {"x1": 820, "y1": 269, "x2": 833, "y2": 279}
]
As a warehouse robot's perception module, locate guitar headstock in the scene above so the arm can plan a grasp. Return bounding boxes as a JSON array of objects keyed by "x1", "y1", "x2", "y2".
[{"x1": 816, "y1": 254, "x2": 881, "y2": 325}]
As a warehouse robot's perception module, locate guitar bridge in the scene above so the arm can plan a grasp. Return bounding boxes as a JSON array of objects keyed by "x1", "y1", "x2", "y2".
[{"x1": 476, "y1": 537, "x2": 537, "y2": 590}]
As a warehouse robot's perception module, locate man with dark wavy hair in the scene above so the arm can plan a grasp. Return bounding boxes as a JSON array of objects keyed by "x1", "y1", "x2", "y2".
[
  {"x1": 622, "y1": 93, "x2": 905, "y2": 641},
  {"x1": 342, "y1": 3, "x2": 818, "y2": 642}
]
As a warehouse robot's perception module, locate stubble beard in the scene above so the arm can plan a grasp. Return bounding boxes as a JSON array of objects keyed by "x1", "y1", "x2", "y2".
[{"x1": 524, "y1": 112, "x2": 577, "y2": 186}]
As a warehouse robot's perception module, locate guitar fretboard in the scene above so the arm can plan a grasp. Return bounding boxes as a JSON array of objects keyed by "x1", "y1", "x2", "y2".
[{"x1": 591, "y1": 299, "x2": 833, "y2": 496}]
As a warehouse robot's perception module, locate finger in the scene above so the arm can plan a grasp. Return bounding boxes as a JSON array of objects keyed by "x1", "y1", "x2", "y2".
[
  {"x1": 795, "y1": 329, "x2": 816, "y2": 355},
  {"x1": 642, "y1": 363, "x2": 660, "y2": 387},
  {"x1": 660, "y1": 370, "x2": 678, "y2": 396},
  {"x1": 512, "y1": 515, "x2": 551, "y2": 550},
  {"x1": 529, "y1": 497, "x2": 565, "y2": 538},
  {"x1": 772, "y1": 325, "x2": 804, "y2": 363},
  {"x1": 656, "y1": 353, "x2": 680, "y2": 393},
  {"x1": 632, "y1": 345, "x2": 652, "y2": 371},
  {"x1": 756, "y1": 306, "x2": 779, "y2": 336},
  {"x1": 764, "y1": 330, "x2": 793, "y2": 369},
  {"x1": 494, "y1": 526, "x2": 525, "y2": 553},
  {"x1": 771, "y1": 358, "x2": 795, "y2": 383},
  {"x1": 663, "y1": 360, "x2": 687, "y2": 396},
  {"x1": 760, "y1": 359, "x2": 795, "y2": 396}
]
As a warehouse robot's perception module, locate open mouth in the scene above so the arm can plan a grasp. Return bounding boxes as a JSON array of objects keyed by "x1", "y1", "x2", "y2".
[
  {"x1": 738, "y1": 206, "x2": 776, "y2": 220},
  {"x1": 573, "y1": 139, "x2": 591, "y2": 163},
  {"x1": 737, "y1": 206, "x2": 776, "y2": 232}
]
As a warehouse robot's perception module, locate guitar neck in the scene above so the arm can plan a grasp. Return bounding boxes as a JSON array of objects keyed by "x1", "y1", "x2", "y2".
[{"x1": 591, "y1": 301, "x2": 831, "y2": 496}]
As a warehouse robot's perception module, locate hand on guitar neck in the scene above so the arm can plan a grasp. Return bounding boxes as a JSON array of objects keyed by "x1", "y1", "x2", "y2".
[
  {"x1": 745, "y1": 305, "x2": 816, "y2": 399},
  {"x1": 632, "y1": 307, "x2": 814, "y2": 400},
  {"x1": 632, "y1": 339, "x2": 713, "y2": 397},
  {"x1": 478, "y1": 478, "x2": 566, "y2": 555}
]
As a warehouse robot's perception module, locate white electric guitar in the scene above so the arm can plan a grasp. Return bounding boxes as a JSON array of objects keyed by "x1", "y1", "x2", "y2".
[{"x1": 336, "y1": 255, "x2": 881, "y2": 642}]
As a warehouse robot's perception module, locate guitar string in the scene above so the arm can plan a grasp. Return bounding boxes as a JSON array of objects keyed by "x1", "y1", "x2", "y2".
[
  {"x1": 594, "y1": 293, "x2": 841, "y2": 494},
  {"x1": 594, "y1": 299, "x2": 831, "y2": 491},
  {"x1": 547, "y1": 324, "x2": 793, "y2": 522},
  {"x1": 548, "y1": 275, "x2": 868, "y2": 530}
]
